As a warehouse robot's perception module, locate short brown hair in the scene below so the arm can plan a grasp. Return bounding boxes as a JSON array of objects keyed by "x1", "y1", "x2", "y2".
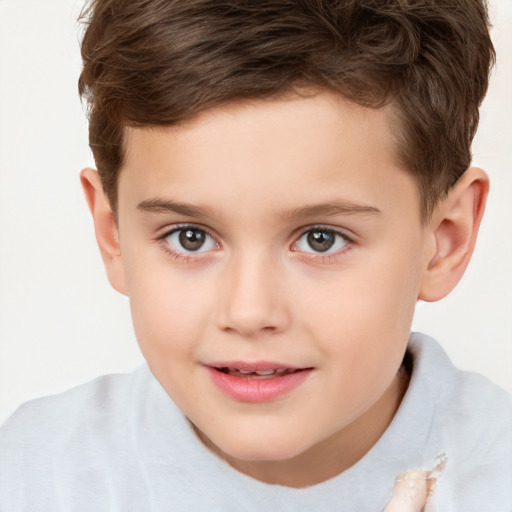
[{"x1": 78, "y1": 0, "x2": 495, "y2": 219}]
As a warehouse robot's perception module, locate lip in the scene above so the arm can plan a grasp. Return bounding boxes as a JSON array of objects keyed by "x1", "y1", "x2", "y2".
[
  {"x1": 205, "y1": 361, "x2": 313, "y2": 403},
  {"x1": 206, "y1": 360, "x2": 303, "y2": 372}
]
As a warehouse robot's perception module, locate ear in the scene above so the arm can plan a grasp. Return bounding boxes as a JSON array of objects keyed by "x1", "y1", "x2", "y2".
[
  {"x1": 419, "y1": 167, "x2": 489, "y2": 302},
  {"x1": 80, "y1": 168, "x2": 127, "y2": 295}
]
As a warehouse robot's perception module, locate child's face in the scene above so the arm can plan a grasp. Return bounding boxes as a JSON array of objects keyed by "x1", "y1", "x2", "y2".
[{"x1": 115, "y1": 91, "x2": 433, "y2": 479}]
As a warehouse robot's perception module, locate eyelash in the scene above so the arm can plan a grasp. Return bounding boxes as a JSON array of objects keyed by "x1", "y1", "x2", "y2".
[
  {"x1": 292, "y1": 225, "x2": 354, "y2": 263},
  {"x1": 156, "y1": 224, "x2": 354, "y2": 263},
  {"x1": 156, "y1": 224, "x2": 219, "y2": 263}
]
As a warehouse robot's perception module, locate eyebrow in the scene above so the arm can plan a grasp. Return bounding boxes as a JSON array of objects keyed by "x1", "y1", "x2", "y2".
[
  {"x1": 136, "y1": 198, "x2": 382, "y2": 220},
  {"x1": 137, "y1": 198, "x2": 218, "y2": 219},
  {"x1": 279, "y1": 201, "x2": 382, "y2": 220}
]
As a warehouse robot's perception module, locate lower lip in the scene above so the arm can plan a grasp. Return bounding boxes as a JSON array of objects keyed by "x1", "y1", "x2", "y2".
[{"x1": 206, "y1": 367, "x2": 312, "y2": 403}]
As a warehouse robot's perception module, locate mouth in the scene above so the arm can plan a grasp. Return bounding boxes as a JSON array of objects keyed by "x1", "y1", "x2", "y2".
[
  {"x1": 204, "y1": 362, "x2": 313, "y2": 402},
  {"x1": 213, "y1": 367, "x2": 305, "y2": 380}
]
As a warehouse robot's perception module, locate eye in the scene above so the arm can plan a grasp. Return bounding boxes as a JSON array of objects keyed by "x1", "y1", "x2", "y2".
[
  {"x1": 164, "y1": 227, "x2": 218, "y2": 254},
  {"x1": 294, "y1": 228, "x2": 350, "y2": 254}
]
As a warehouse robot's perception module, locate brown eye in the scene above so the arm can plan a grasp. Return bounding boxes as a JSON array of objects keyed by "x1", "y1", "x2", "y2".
[
  {"x1": 179, "y1": 229, "x2": 206, "y2": 251},
  {"x1": 164, "y1": 227, "x2": 217, "y2": 254},
  {"x1": 294, "y1": 228, "x2": 350, "y2": 255},
  {"x1": 306, "y1": 230, "x2": 335, "y2": 252}
]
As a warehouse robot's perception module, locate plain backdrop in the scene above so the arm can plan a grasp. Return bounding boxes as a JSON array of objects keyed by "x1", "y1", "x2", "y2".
[{"x1": 0, "y1": 0, "x2": 511, "y2": 425}]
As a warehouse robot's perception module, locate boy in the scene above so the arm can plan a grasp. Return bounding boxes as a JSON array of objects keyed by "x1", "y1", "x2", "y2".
[{"x1": 1, "y1": 0, "x2": 510, "y2": 510}]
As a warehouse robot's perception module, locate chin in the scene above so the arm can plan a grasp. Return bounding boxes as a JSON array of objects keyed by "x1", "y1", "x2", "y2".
[{"x1": 212, "y1": 429, "x2": 313, "y2": 462}]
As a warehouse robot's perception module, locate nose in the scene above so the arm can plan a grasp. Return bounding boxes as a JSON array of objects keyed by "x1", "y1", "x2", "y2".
[{"x1": 216, "y1": 251, "x2": 290, "y2": 338}]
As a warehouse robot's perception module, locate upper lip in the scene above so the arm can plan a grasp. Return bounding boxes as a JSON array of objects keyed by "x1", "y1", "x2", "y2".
[{"x1": 204, "y1": 361, "x2": 308, "y2": 372}]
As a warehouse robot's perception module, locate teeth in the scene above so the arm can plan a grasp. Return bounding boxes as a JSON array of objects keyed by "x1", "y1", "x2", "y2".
[{"x1": 219, "y1": 367, "x2": 300, "y2": 377}]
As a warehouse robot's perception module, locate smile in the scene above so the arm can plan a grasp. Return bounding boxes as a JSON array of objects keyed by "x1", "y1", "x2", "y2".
[
  {"x1": 217, "y1": 367, "x2": 300, "y2": 379},
  {"x1": 205, "y1": 362, "x2": 313, "y2": 402}
]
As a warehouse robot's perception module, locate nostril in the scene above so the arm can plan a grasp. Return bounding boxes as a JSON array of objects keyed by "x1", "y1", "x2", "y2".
[{"x1": 220, "y1": 322, "x2": 281, "y2": 338}]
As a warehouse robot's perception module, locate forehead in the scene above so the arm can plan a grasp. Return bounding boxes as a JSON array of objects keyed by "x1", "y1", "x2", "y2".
[{"x1": 119, "y1": 91, "x2": 419, "y2": 222}]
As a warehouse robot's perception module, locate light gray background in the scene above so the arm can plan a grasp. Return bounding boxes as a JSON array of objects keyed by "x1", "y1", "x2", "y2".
[{"x1": 1, "y1": 0, "x2": 511, "y2": 424}]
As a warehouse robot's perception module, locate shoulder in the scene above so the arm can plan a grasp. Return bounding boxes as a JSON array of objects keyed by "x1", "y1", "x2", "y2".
[
  {"x1": 1, "y1": 367, "x2": 143, "y2": 443},
  {"x1": 0, "y1": 365, "x2": 160, "y2": 509},
  {"x1": 440, "y1": 369, "x2": 511, "y2": 510},
  {"x1": 409, "y1": 332, "x2": 511, "y2": 419},
  {"x1": 408, "y1": 333, "x2": 512, "y2": 511},
  {"x1": 408, "y1": 332, "x2": 511, "y2": 450}
]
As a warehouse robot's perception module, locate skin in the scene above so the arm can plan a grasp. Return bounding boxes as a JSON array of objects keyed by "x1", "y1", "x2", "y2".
[
  {"x1": 384, "y1": 470, "x2": 428, "y2": 512},
  {"x1": 82, "y1": 90, "x2": 488, "y2": 498}
]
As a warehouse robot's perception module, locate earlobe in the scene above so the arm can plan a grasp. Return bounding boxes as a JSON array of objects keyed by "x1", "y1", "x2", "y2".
[
  {"x1": 418, "y1": 167, "x2": 489, "y2": 302},
  {"x1": 80, "y1": 168, "x2": 127, "y2": 295}
]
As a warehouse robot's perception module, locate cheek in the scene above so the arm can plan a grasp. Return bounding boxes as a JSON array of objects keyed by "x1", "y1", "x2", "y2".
[
  {"x1": 124, "y1": 255, "x2": 214, "y2": 362},
  {"x1": 298, "y1": 244, "x2": 422, "y2": 392},
  {"x1": 302, "y1": 254, "x2": 419, "y2": 342}
]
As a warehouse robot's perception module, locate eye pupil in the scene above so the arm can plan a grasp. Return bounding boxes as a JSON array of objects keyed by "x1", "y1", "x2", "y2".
[
  {"x1": 307, "y1": 230, "x2": 335, "y2": 252},
  {"x1": 179, "y1": 229, "x2": 205, "y2": 251}
]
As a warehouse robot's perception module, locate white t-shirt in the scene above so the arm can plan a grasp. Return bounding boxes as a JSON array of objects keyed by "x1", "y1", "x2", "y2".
[{"x1": 1, "y1": 333, "x2": 511, "y2": 511}]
